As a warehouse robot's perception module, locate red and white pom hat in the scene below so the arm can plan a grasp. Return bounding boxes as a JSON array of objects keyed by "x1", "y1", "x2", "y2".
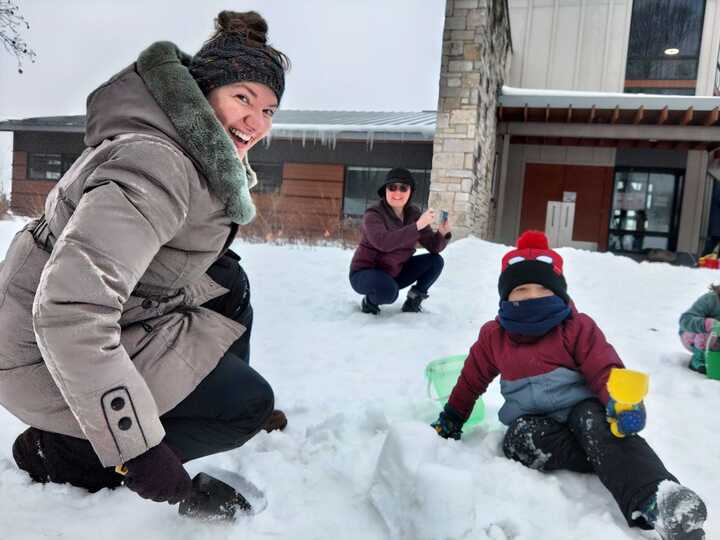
[{"x1": 498, "y1": 230, "x2": 569, "y2": 302}]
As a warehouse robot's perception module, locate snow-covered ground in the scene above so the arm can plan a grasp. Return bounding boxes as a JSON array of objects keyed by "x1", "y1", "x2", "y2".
[{"x1": 0, "y1": 217, "x2": 717, "y2": 539}]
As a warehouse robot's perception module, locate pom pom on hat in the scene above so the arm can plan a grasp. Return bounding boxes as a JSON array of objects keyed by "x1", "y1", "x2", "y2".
[{"x1": 516, "y1": 230, "x2": 549, "y2": 250}]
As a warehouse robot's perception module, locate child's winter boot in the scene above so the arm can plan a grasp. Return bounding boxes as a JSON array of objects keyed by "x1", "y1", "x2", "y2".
[
  {"x1": 638, "y1": 482, "x2": 707, "y2": 539},
  {"x1": 688, "y1": 349, "x2": 706, "y2": 375}
]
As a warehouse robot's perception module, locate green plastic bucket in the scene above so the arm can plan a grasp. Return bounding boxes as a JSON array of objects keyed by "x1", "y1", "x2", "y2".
[
  {"x1": 425, "y1": 355, "x2": 485, "y2": 429},
  {"x1": 706, "y1": 322, "x2": 720, "y2": 380}
]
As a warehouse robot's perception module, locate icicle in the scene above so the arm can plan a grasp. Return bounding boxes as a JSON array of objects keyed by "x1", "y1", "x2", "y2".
[
  {"x1": 367, "y1": 130, "x2": 375, "y2": 151},
  {"x1": 301, "y1": 130, "x2": 306, "y2": 148}
]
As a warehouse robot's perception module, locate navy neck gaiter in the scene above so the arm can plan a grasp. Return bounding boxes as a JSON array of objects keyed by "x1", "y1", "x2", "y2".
[{"x1": 498, "y1": 295, "x2": 571, "y2": 336}]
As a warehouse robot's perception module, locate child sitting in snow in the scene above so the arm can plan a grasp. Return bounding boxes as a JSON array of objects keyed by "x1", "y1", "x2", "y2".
[
  {"x1": 678, "y1": 286, "x2": 720, "y2": 374},
  {"x1": 432, "y1": 231, "x2": 707, "y2": 540}
]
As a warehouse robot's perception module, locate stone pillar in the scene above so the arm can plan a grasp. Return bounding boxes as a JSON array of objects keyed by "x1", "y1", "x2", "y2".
[{"x1": 429, "y1": 0, "x2": 511, "y2": 239}]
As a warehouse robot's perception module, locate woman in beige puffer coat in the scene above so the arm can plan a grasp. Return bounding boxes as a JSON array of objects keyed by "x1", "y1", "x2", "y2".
[{"x1": 0, "y1": 11, "x2": 287, "y2": 505}]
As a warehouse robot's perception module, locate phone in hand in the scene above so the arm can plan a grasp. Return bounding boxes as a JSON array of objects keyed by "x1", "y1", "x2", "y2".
[{"x1": 441, "y1": 210, "x2": 449, "y2": 223}]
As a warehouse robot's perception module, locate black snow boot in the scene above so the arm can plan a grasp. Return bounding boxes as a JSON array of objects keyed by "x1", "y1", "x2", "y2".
[
  {"x1": 401, "y1": 287, "x2": 428, "y2": 313},
  {"x1": 639, "y1": 483, "x2": 707, "y2": 540},
  {"x1": 361, "y1": 296, "x2": 380, "y2": 315},
  {"x1": 12, "y1": 427, "x2": 123, "y2": 493}
]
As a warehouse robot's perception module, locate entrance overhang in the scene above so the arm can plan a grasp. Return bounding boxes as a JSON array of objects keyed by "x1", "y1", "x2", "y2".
[{"x1": 498, "y1": 86, "x2": 720, "y2": 151}]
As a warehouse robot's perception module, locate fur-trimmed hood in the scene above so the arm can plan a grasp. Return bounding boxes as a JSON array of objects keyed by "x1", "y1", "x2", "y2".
[{"x1": 84, "y1": 41, "x2": 257, "y2": 224}]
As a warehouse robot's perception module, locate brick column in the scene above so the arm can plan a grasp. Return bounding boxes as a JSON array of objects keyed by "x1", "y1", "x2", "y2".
[{"x1": 429, "y1": 0, "x2": 511, "y2": 239}]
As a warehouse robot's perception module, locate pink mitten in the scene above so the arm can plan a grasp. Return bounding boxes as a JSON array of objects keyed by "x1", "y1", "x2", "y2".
[{"x1": 705, "y1": 318, "x2": 716, "y2": 333}]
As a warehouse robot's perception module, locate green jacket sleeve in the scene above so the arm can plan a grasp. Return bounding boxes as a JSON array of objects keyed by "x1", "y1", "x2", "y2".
[{"x1": 679, "y1": 293, "x2": 718, "y2": 334}]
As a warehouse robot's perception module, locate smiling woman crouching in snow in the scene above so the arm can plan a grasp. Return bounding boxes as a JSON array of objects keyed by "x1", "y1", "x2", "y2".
[
  {"x1": 349, "y1": 168, "x2": 452, "y2": 315},
  {"x1": 0, "y1": 11, "x2": 288, "y2": 505}
]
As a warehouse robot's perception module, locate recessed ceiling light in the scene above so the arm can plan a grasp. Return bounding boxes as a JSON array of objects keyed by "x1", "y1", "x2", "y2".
[{"x1": 664, "y1": 48, "x2": 680, "y2": 56}]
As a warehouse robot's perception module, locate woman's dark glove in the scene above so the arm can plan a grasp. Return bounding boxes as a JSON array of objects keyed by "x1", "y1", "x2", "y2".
[
  {"x1": 431, "y1": 405, "x2": 464, "y2": 440},
  {"x1": 124, "y1": 441, "x2": 192, "y2": 504}
]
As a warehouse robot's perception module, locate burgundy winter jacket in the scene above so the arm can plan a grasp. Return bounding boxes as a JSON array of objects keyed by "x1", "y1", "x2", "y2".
[
  {"x1": 448, "y1": 308, "x2": 625, "y2": 426},
  {"x1": 350, "y1": 201, "x2": 450, "y2": 277}
]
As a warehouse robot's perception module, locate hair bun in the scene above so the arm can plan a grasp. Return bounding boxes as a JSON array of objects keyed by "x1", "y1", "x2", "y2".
[{"x1": 216, "y1": 10, "x2": 268, "y2": 45}]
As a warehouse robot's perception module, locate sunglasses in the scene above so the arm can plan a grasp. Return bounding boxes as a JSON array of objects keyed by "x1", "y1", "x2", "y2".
[{"x1": 387, "y1": 183, "x2": 410, "y2": 193}]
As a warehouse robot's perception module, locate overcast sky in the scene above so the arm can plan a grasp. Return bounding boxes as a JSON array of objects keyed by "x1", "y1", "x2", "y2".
[{"x1": 0, "y1": 0, "x2": 446, "y2": 191}]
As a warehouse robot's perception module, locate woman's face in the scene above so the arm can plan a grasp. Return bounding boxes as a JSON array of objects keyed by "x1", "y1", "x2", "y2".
[
  {"x1": 207, "y1": 81, "x2": 278, "y2": 159},
  {"x1": 384, "y1": 183, "x2": 412, "y2": 210}
]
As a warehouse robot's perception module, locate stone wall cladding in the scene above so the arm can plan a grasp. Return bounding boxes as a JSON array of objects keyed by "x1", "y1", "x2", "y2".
[{"x1": 430, "y1": 0, "x2": 511, "y2": 239}]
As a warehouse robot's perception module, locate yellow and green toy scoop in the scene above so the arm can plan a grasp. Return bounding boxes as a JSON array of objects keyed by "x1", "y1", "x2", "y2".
[{"x1": 606, "y1": 368, "x2": 649, "y2": 438}]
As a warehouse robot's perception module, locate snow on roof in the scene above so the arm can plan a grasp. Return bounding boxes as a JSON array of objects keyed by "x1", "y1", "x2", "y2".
[
  {"x1": 0, "y1": 110, "x2": 438, "y2": 144},
  {"x1": 501, "y1": 85, "x2": 720, "y2": 111}
]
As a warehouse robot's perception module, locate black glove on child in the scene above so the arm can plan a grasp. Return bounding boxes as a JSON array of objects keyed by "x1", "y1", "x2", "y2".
[
  {"x1": 123, "y1": 441, "x2": 192, "y2": 504},
  {"x1": 431, "y1": 404, "x2": 465, "y2": 440}
]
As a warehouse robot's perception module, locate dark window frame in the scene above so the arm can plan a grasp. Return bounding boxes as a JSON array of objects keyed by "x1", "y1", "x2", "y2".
[
  {"x1": 624, "y1": 0, "x2": 706, "y2": 91},
  {"x1": 624, "y1": 87, "x2": 695, "y2": 96},
  {"x1": 27, "y1": 152, "x2": 80, "y2": 181},
  {"x1": 250, "y1": 161, "x2": 284, "y2": 194},
  {"x1": 607, "y1": 166, "x2": 685, "y2": 254}
]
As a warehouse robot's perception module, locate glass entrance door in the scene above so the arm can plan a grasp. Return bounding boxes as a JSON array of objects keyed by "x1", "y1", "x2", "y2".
[{"x1": 608, "y1": 168, "x2": 684, "y2": 253}]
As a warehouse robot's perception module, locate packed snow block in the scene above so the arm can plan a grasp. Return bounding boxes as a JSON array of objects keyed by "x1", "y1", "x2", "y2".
[
  {"x1": 413, "y1": 463, "x2": 475, "y2": 539},
  {"x1": 369, "y1": 422, "x2": 475, "y2": 540}
]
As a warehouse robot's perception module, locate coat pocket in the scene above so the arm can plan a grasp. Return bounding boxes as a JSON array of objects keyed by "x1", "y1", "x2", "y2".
[{"x1": 0, "y1": 232, "x2": 50, "y2": 370}]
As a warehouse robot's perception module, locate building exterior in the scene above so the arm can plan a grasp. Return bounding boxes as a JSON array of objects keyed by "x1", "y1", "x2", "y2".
[
  {"x1": 2, "y1": 0, "x2": 720, "y2": 258},
  {"x1": 0, "y1": 112, "x2": 436, "y2": 243},
  {"x1": 495, "y1": 0, "x2": 720, "y2": 258},
  {"x1": 429, "y1": 0, "x2": 512, "y2": 239}
]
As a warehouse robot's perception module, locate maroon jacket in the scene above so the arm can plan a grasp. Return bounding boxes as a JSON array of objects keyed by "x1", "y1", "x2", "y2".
[
  {"x1": 448, "y1": 308, "x2": 625, "y2": 425},
  {"x1": 350, "y1": 201, "x2": 450, "y2": 277}
]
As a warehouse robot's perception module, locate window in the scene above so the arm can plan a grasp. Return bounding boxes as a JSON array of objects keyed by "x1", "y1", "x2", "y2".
[
  {"x1": 342, "y1": 166, "x2": 431, "y2": 218},
  {"x1": 251, "y1": 162, "x2": 283, "y2": 193},
  {"x1": 28, "y1": 153, "x2": 62, "y2": 180},
  {"x1": 27, "y1": 153, "x2": 79, "y2": 181},
  {"x1": 624, "y1": 87, "x2": 695, "y2": 96},
  {"x1": 608, "y1": 168, "x2": 684, "y2": 253},
  {"x1": 625, "y1": 0, "x2": 706, "y2": 93}
]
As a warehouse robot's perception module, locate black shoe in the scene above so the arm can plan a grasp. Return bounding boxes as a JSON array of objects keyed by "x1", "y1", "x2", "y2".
[
  {"x1": 401, "y1": 287, "x2": 429, "y2": 313},
  {"x1": 12, "y1": 427, "x2": 122, "y2": 493},
  {"x1": 361, "y1": 296, "x2": 380, "y2": 315},
  {"x1": 12, "y1": 427, "x2": 50, "y2": 484}
]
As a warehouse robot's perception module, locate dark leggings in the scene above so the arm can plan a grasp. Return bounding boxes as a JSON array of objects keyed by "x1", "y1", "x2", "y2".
[
  {"x1": 349, "y1": 253, "x2": 444, "y2": 305},
  {"x1": 160, "y1": 250, "x2": 274, "y2": 461},
  {"x1": 502, "y1": 399, "x2": 676, "y2": 529}
]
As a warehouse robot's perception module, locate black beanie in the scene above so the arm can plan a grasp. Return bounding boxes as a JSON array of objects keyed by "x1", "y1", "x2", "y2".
[
  {"x1": 189, "y1": 12, "x2": 286, "y2": 101},
  {"x1": 498, "y1": 231, "x2": 569, "y2": 303},
  {"x1": 377, "y1": 167, "x2": 416, "y2": 197}
]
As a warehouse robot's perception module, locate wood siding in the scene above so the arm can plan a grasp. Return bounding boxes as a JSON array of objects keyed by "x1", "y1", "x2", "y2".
[{"x1": 243, "y1": 163, "x2": 362, "y2": 243}]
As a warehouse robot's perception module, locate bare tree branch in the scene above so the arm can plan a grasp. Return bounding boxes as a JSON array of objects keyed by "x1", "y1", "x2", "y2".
[{"x1": 1, "y1": 0, "x2": 36, "y2": 73}]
